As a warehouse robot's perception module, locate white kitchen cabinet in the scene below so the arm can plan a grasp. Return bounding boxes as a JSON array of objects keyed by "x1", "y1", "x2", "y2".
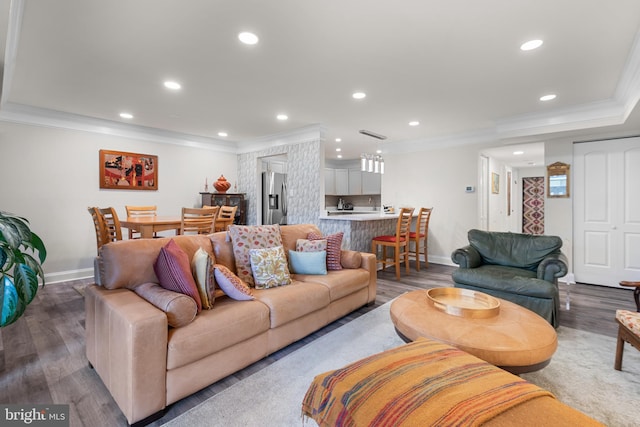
[
  {"x1": 348, "y1": 169, "x2": 362, "y2": 195},
  {"x1": 362, "y1": 171, "x2": 381, "y2": 194},
  {"x1": 335, "y1": 169, "x2": 349, "y2": 195},
  {"x1": 325, "y1": 168, "x2": 336, "y2": 195}
]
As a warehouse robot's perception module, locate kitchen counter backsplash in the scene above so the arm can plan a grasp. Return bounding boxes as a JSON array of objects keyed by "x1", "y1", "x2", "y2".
[{"x1": 325, "y1": 194, "x2": 381, "y2": 211}]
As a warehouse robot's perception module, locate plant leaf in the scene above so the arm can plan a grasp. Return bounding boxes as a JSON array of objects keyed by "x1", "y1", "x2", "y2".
[
  {"x1": 14, "y1": 263, "x2": 38, "y2": 305},
  {"x1": 1, "y1": 276, "x2": 24, "y2": 327}
]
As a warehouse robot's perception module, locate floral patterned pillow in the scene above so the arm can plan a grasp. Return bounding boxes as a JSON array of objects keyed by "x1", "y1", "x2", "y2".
[
  {"x1": 296, "y1": 238, "x2": 327, "y2": 252},
  {"x1": 228, "y1": 225, "x2": 283, "y2": 286},
  {"x1": 248, "y1": 245, "x2": 292, "y2": 289}
]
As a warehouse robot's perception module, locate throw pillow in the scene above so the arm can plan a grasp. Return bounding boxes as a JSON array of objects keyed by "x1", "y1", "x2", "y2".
[
  {"x1": 296, "y1": 238, "x2": 327, "y2": 252},
  {"x1": 214, "y1": 264, "x2": 254, "y2": 301},
  {"x1": 308, "y1": 231, "x2": 343, "y2": 270},
  {"x1": 289, "y1": 250, "x2": 327, "y2": 275},
  {"x1": 191, "y1": 247, "x2": 216, "y2": 310},
  {"x1": 228, "y1": 224, "x2": 283, "y2": 286},
  {"x1": 248, "y1": 245, "x2": 292, "y2": 289},
  {"x1": 154, "y1": 239, "x2": 202, "y2": 312},
  {"x1": 134, "y1": 282, "x2": 197, "y2": 328}
]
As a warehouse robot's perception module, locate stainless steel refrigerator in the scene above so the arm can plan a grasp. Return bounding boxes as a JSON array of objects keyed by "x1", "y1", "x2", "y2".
[{"x1": 262, "y1": 171, "x2": 288, "y2": 225}]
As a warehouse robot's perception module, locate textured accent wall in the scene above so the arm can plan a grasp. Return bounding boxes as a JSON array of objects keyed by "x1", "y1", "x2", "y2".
[{"x1": 237, "y1": 135, "x2": 323, "y2": 226}]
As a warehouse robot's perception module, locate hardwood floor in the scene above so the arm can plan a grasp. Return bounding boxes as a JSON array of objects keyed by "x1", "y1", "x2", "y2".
[{"x1": 0, "y1": 263, "x2": 636, "y2": 426}]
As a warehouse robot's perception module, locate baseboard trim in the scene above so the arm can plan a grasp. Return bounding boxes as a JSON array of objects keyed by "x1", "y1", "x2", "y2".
[{"x1": 45, "y1": 268, "x2": 94, "y2": 284}]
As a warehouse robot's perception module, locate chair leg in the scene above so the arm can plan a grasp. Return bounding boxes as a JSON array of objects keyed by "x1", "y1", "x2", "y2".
[
  {"x1": 414, "y1": 239, "x2": 420, "y2": 272},
  {"x1": 615, "y1": 326, "x2": 625, "y2": 371},
  {"x1": 404, "y1": 245, "x2": 410, "y2": 275},
  {"x1": 394, "y1": 245, "x2": 401, "y2": 280},
  {"x1": 423, "y1": 237, "x2": 429, "y2": 268}
]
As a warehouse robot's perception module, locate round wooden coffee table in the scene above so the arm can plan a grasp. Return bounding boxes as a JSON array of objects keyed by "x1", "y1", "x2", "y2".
[{"x1": 390, "y1": 289, "x2": 558, "y2": 374}]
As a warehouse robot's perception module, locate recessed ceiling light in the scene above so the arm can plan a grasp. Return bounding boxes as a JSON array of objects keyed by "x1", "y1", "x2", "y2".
[
  {"x1": 520, "y1": 39, "x2": 543, "y2": 51},
  {"x1": 164, "y1": 81, "x2": 181, "y2": 90},
  {"x1": 376, "y1": 149, "x2": 382, "y2": 154},
  {"x1": 335, "y1": 138, "x2": 342, "y2": 142},
  {"x1": 218, "y1": 131, "x2": 228, "y2": 137},
  {"x1": 119, "y1": 112, "x2": 133, "y2": 119},
  {"x1": 337, "y1": 154, "x2": 343, "y2": 159},
  {"x1": 276, "y1": 114, "x2": 288, "y2": 121},
  {"x1": 336, "y1": 148, "x2": 341, "y2": 152},
  {"x1": 540, "y1": 94, "x2": 557, "y2": 101},
  {"x1": 352, "y1": 92, "x2": 366, "y2": 99},
  {"x1": 409, "y1": 121, "x2": 420, "y2": 126},
  {"x1": 513, "y1": 151, "x2": 524, "y2": 155},
  {"x1": 238, "y1": 32, "x2": 259, "y2": 45}
]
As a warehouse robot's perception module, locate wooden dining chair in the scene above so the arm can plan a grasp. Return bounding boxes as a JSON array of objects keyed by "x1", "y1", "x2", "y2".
[
  {"x1": 215, "y1": 205, "x2": 238, "y2": 232},
  {"x1": 408, "y1": 207, "x2": 433, "y2": 271},
  {"x1": 125, "y1": 205, "x2": 157, "y2": 239},
  {"x1": 371, "y1": 207, "x2": 415, "y2": 280},
  {"x1": 615, "y1": 280, "x2": 640, "y2": 371},
  {"x1": 180, "y1": 206, "x2": 219, "y2": 235},
  {"x1": 88, "y1": 206, "x2": 123, "y2": 252}
]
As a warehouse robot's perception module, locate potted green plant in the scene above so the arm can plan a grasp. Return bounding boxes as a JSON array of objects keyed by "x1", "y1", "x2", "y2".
[{"x1": 0, "y1": 211, "x2": 46, "y2": 327}]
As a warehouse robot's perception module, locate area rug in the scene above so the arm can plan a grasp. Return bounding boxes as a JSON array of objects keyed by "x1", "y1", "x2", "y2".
[{"x1": 163, "y1": 302, "x2": 639, "y2": 427}]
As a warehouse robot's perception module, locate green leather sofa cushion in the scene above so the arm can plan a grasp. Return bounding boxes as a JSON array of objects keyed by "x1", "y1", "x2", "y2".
[
  {"x1": 468, "y1": 229, "x2": 562, "y2": 271},
  {"x1": 452, "y1": 265, "x2": 557, "y2": 299}
]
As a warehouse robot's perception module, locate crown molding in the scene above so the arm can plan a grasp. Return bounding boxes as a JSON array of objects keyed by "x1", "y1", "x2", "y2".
[
  {"x1": 235, "y1": 124, "x2": 325, "y2": 154},
  {"x1": 0, "y1": 102, "x2": 238, "y2": 152}
]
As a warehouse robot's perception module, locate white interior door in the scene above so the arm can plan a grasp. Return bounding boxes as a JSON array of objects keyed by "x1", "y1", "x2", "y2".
[{"x1": 574, "y1": 137, "x2": 640, "y2": 286}]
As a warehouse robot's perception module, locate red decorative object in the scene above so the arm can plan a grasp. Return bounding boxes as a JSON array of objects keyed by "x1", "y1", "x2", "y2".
[{"x1": 213, "y1": 175, "x2": 231, "y2": 193}]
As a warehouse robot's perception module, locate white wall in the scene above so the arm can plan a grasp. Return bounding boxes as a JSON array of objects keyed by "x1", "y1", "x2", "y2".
[
  {"x1": 0, "y1": 121, "x2": 237, "y2": 282},
  {"x1": 382, "y1": 144, "x2": 484, "y2": 265}
]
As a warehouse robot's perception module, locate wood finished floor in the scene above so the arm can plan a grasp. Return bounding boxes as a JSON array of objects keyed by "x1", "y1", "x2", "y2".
[{"x1": 0, "y1": 263, "x2": 636, "y2": 427}]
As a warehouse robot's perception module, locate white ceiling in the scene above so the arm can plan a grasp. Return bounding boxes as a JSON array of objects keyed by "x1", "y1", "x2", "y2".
[{"x1": 2, "y1": 0, "x2": 640, "y2": 165}]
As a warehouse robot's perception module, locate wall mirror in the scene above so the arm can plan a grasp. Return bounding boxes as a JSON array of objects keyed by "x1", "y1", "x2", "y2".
[{"x1": 547, "y1": 162, "x2": 570, "y2": 198}]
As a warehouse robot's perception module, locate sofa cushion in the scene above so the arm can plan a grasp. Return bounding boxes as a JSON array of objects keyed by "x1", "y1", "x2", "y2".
[
  {"x1": 249, "y1": 246, "x2": 292, "y2": 289},
  {"x1": 214, "y1": 264, "x2": 254, "y2": 301},
  {"x1": 452, "y1": 265, "x2": 557, "y2": 299},
  {"x1": 308, "y1": 231, "x2": 343, "y2": 271},
  {"x1": 252, "y1": 281, "x2": 330, "y2": 328},
  {"x1": 468, "y1": 229, "x2": 562, "y2": 270},
  {"x1": 166, "y1": 297, "x2": 270, "y2": 369},
  {"x1": 191, "y1": 248, "x2": 215, "y2": 310},
  {"x1": 228, "y1": 224, "x2": 283, "y2": 286},
  {"x1": 154, "y1": 239, "x2": 202, "y2": 312},
  {"x1": 289, "y1": 250, "x2": 327, "y2": 275},
  {"x1": 134, "y1": 282, "x2": 198, "y2": 328},
  {"x1": 294, "y1": 268, "x2": 369, "y2": 301}
]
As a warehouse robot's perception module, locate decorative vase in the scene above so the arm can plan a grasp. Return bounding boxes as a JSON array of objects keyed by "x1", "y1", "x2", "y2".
[{"x1": 213, "y1": 175, "x2": 231, "y2": 193}]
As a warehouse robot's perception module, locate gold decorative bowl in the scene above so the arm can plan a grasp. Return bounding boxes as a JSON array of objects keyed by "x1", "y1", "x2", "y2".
[{"x1": 426, "y1": 288, "x2": 500, "y2": 318}]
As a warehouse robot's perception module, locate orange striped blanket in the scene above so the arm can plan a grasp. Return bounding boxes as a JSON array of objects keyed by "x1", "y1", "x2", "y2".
[{"x1": 302, "y1": 338, "x2": 554, "y2": 427}]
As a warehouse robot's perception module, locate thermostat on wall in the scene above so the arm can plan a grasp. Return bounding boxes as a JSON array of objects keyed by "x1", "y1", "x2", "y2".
[{"x1": 465, "y1": 186, "x2": 475, "y2": 193}]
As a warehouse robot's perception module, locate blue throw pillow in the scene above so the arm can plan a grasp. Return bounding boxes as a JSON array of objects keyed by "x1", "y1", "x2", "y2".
[{"x1": 288, "y1": 250, "x2": 327, "y2": 275}]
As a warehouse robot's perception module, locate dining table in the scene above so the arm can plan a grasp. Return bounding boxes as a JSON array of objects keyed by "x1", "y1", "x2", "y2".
[{"x1": 120, "y1": 216, "x2": 182, "y2": 239}]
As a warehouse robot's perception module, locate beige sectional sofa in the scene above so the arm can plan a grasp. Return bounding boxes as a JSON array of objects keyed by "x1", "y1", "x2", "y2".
[{"x1": 85, "y1": 224, "x2": 376, "y2": 426}]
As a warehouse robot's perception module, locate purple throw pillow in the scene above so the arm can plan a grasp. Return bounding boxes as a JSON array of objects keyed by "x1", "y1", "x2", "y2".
[{"x1": 154, "y1": 239, "x2": 202, "y2": 312}]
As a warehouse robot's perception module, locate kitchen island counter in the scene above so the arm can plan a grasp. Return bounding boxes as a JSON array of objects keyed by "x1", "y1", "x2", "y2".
[{"x1": 318, "y1": 210, "x2": 416, "y2": 253}]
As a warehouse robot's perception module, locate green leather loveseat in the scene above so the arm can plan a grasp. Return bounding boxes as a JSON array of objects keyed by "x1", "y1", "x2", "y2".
[{"x1": 451, "y1": 229, "x2": 568, "y2": 328}]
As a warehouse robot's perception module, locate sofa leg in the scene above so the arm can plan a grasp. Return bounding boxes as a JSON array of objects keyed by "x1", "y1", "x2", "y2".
[{"x1": 129, "y1": 408, "x2": 167, "y2": 427}]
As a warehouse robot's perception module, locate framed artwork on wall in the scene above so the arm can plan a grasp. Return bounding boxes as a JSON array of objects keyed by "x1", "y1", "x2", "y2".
[
  {"x1": 491, "y1": 172, "x2": 499, "y2": 194},
  {"x1": 99, "y1": 149, "x2": 158, "y2": 190}
]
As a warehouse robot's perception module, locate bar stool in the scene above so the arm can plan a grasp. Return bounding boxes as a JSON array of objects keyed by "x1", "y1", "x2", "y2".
[
  {"x1": 408, "y1": 207, "x2": 433, "y2": 271},
  {"x1": 371, "y1": 207, "x2": 414, "y2": 280}
]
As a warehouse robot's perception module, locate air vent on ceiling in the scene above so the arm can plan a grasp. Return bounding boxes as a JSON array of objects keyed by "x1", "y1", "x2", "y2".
[{"x1": 359, "y1": 129, "x2": 387, "y2": 140}]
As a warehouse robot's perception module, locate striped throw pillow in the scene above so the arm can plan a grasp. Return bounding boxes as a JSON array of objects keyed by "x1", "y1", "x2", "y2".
[{"x1": 308, "y1": 232, "x2": 343, "y2": 270}]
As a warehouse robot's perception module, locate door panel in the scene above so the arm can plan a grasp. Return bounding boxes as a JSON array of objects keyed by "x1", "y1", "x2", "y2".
[{"x1": 574, "y1": 137, "x2": 640, "y2": 286}]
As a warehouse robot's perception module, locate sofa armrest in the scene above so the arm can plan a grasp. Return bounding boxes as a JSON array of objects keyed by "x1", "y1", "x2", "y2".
[
  {"x1": 85, "y1": 285, "x2": 168, "y2": 425},
  {"x1": 537, "y1": 251, "x2": 568, "y2": 282},
  {"x1": 359, "y1": 252, "x2": 377, "y2": 304},
  {"x1": 451, "y1": 245, "x2": 482, "y2": 268}
]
